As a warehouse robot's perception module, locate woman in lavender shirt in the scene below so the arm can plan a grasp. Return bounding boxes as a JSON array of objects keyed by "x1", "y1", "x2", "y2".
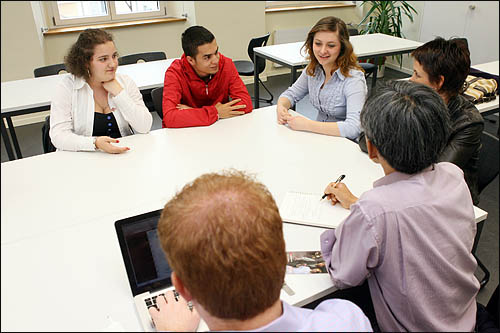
[{"x1": 276, "y1": 16, "x2": 367, "y2": 141}]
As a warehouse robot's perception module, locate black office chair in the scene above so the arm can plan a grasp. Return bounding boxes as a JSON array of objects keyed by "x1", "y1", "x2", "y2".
[
  {"x1": 34, "y1": 63, "x2": 67, "y2": 78},
  {"x1": 472, "y1": 131, "x2": 499, "y2": 289},
  {"x1": 151, "y1": 87, "x2": 164, "y2": 120},
  {"x1": 347, "y1": 28, "x2": 378, "y2": 88},
  {"x1": 117, "y1": 51, "x2": 166, "y2": 66},
  {"x1": 234, "y1": 33, "x2": 274, "y2": 104},
  {"x1": 41, "y1": 115, "x2": 56, "y2": 153},
  {"x1": 118, "y1": 52, "x2": 167, "y2": 113},
  {"x1": 34, "y1": 64, "x2": 67, "y2": 153}
]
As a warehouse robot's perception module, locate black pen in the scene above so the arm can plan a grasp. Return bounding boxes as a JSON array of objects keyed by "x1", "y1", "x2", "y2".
[{"x1": 321, "y1": 174, "x2": 346, "y2": 200}]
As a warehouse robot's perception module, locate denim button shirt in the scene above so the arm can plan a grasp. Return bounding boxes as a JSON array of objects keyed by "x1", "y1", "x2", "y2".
[{"x1": 280, "y1": 66, "x2": 367, "y2": 141}]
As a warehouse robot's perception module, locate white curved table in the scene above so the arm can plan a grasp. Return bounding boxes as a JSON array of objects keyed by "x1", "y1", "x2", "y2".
[{"x1": 0, "y1": 105, "x2": 487, "y2": 331}]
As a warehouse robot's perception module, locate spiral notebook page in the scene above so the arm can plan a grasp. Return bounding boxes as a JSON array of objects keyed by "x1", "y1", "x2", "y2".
[{"x1": 279, "y1": 191, "x2": 351, "y2": 229}]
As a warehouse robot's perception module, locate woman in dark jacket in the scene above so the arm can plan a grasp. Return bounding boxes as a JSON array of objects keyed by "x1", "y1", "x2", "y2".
[{"x1": 359, "y1": 37, "x2": 483, "y2": 204}]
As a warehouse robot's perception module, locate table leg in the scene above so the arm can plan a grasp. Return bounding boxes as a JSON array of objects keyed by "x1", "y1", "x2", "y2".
[
  {"x1": 6, "y1": 117, "x2": 23, "y2": 159},
  {"x1": 291, "y1": 67, "x2": 298, "y2": 85},
  {"x1": 1, "y1": 118, "x2": 16, "y2": 161},
  {"x1": 254, "y1": 52, "x2": 260, "y2": 109},
  {"x1": 371, "y1": 58, "x2": 379, "y2": 90}
]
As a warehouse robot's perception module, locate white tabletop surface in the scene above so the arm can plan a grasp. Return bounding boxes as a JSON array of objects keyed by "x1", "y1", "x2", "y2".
[
  {"x1": 0, "y1": 105, "x2": 487, "y2": 331},
  {"x1": 472, "y1": 60, "x2": 499, "y2": 76},
  {"x1": 1, "y1": 58, "x2": 176, "y2": 114},
  {"x1": 254, "y1": 33, "x2": 423, "y2": 67}
]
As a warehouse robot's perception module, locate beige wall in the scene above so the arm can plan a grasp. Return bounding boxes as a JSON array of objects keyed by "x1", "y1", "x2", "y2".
[
  {"x1": 195, "y1": 1, "x2": 266, "y2": 62},
  {"x1": 1, "y1": 1, "x2": 45, "y2": 82}
]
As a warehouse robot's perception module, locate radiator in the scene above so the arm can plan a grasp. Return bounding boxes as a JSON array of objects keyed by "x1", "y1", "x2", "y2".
[{"x1": 273, "y1": 27, "x2": 309, "y2": 67}]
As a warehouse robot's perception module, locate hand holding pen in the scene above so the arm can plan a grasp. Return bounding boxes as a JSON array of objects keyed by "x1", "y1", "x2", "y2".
[
  {"x1": 321, "y1": 175, "x2": 345, "y2": 200},
  {"x1": 322, "y1": 175, "x2": 358, "y2": 209}
]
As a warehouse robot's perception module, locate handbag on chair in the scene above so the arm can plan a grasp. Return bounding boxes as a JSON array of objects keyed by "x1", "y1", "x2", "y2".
[{"x1": 462, "y1": 74, "x2": 498, "y2": 104}]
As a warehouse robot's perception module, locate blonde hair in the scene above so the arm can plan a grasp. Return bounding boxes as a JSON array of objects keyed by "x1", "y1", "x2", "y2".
[
  {"x1": 158, "y1": 169, "x2": 286, "y2": 320},
  {"x1": 303, "y1": 16, "x2": 362, "y2": 77}
]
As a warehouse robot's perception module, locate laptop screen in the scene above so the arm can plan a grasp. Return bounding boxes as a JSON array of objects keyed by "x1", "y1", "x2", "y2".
[{"x1": 115, "y1": 209, "x2": 173, "y2": 296}]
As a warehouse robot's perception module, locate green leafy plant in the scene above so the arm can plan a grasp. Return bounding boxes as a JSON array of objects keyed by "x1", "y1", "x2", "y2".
[{"x1": 358, "y1": 1, "x2": 418, "y2": 67}]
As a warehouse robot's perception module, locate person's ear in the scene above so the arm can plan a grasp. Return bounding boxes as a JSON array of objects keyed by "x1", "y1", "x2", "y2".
[
  {"x1": 171, "y1": 272, "x2": 193, "y2": 301},
  {"x1": 366, "y1": 138, "x2": 380, "y2": 164},
  {"x1": 436, "y1": 74, "x2": 445, "y2": 91},
  {"x1": 186, "y1": 55, "x2": 196, "y2": 67}
]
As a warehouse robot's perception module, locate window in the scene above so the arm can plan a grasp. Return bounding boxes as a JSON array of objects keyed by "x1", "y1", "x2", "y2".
[
  {"x1": 49, "y1": 1, "x2": 167, "y2": 27},
  {"x1": 265, "y1": 1, "x2": 354, "y2": 9}
]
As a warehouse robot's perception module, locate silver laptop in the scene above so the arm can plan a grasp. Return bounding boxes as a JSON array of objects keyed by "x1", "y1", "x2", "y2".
[{"x1": 115, "y1": 209, "x2": 208, "y2": 331}]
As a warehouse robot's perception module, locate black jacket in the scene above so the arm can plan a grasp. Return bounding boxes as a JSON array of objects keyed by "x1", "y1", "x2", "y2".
[{"x1": 358, "y1": 94, "x2": 484, "y2": 204}]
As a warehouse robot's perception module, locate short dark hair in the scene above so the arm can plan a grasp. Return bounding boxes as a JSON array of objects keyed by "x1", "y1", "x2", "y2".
[
  {"x1": 181, "y1": 25, "x2": 215, "y2": 57},
  {"x1": 411, "y1": 36, "x2": 470, "y2": 98},
  {"x1": 361, "y1": 80, "x2": 451, "y2": 174},
  {"x1": 65, "y1": 28, "x2": 114, "y2": 81}
]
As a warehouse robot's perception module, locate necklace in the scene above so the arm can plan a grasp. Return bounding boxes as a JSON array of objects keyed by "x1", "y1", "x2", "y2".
[{"x1": 94, "y1": 95, "x2": 111, "y2": 114}]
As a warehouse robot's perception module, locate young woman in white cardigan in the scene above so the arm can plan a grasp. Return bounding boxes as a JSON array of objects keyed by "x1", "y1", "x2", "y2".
[{"x1": 50, "y1": 28, "x2": 152, "y2": 154}]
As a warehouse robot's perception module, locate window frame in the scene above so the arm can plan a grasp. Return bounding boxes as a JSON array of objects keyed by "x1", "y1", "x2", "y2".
[
  {"x1": 265, "y1": 1, "x2": 354, "y2": 9},
  {"x1": 48, "y1": 1, "x2": 167, "y2": 28}
]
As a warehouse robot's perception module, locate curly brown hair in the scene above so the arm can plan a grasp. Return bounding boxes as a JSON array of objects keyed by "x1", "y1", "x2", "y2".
[
  {"x1": 302, "y1": 16, "x2": 362, "y2": 78},
  {"x1": 64, "y1": 28, "x2": 114, "y2": 81}
]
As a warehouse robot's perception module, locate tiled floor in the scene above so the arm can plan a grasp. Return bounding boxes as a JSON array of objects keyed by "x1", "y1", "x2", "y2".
[{"x1": 1, "y1": 67, "x2": 498, "y2": 305}]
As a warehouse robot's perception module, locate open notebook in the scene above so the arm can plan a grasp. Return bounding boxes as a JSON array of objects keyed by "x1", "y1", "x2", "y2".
[{"x1": 279, "y1": 191, "x2": 351, "y2": 229}]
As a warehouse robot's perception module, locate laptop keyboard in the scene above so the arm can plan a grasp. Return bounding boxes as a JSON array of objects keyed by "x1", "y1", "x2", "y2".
[{"x1": 144, "y1": 290, "x2": 180, "y2": 310}]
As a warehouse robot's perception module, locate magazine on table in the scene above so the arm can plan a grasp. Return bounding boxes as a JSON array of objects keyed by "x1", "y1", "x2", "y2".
[{"x1": 286, "y1": 250, "x2": 327, "y2": 274}]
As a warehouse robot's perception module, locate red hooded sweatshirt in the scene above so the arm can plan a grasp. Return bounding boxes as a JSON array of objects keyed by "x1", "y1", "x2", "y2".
[{"x1": 162, "y1": 53, "x2": 253, "y2": 128}]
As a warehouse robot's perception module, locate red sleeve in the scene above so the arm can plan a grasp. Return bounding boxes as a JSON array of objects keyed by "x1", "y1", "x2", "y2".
[
  {"x1": 227, "y1": 60, "x2": 253, "y2": 114},
  {"x1": 162, "y1": 69, "x2": 219, "y2": 128}
]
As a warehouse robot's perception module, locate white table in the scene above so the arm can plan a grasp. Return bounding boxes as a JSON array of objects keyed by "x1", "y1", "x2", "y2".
[
  {"x1": 252, "y1": 33, "x2": 423, "y2": 107},
  {"x1": 471, "y1": 60, "x2": 499, "y2": 116},
  {"x1": 0, "y1": 105, "x2": 487, "y2": 331},
  {"x1": 0, "y1": 59, "x2": 176, "y2": 161}
]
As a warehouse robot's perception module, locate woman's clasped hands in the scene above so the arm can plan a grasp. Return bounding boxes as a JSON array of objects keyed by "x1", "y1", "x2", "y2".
[{"x1": 276, "y1": 105, "x2": 311, "y2": 131}]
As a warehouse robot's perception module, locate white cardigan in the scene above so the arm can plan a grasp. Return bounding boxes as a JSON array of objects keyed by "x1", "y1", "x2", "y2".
[{"x1": 49, "y1": 73, "x2": 153, "y2": 151}]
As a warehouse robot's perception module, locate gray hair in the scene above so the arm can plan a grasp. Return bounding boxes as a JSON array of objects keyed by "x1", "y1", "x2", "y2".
[{"x1": 360, "y1": 80, "x2": 451, "y2": 174}]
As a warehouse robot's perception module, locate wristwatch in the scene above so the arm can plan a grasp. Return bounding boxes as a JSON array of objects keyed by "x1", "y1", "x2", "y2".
[{"x1": 92, "y1": 137, "x2": 98, "y2": 150}]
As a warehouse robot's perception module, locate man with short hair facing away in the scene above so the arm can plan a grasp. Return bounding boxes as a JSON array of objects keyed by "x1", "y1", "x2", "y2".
[
  {"x1": 162, "y1": 26, "x2": 253, "y2": 128},
  {"x1": 322, "y1": 81, "x2": 480, "y2": 331},
  {"x1": 149, "y1": 170, "x2": 372, "y2": 332}
]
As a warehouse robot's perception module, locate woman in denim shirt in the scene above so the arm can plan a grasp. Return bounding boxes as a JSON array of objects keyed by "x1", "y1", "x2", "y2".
[{"x1": 276, "y1": 16, "x2": 367, "y2": 141}]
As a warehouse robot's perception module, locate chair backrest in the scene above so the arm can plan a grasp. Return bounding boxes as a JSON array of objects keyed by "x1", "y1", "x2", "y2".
[
  {"x1": 347, "y1": 28, "x2": 359, "y2": 36},
  {"x1": 248, "y1": 33, "x2": 270, "y2": 75},
  {"x1": 118, "y1": 51, "x2": 166, "y2": 66},
  {"x1": 34, "y1": 63, "x2": 68, "y2": 77},
  {"x1": 151, "y1": 87, "x2": 164, "y2": 119},
  {"x1": 41, "y1": 115, "x2": 56, "y2": 153},
  {"x1": 477, "y1": 131, "x2": 499, "y2": 194}
]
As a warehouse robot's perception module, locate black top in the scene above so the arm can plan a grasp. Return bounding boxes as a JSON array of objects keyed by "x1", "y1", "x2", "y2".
[
  {"x1": 92, "y1": 112, "x2": 121, "y2": 138},
  {"x1": 438, "y1": 94, "x2": 484, "y2": 205}
]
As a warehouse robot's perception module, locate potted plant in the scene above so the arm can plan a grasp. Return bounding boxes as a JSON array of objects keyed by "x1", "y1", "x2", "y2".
[{"x1": 357, "y1": 1, "x2": 418, "y2": 77}]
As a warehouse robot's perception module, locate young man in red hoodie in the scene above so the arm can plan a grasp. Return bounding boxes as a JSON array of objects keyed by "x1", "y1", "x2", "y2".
[{"x1": 162, "y1": 26, "x2": 253, "y2": 128}]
